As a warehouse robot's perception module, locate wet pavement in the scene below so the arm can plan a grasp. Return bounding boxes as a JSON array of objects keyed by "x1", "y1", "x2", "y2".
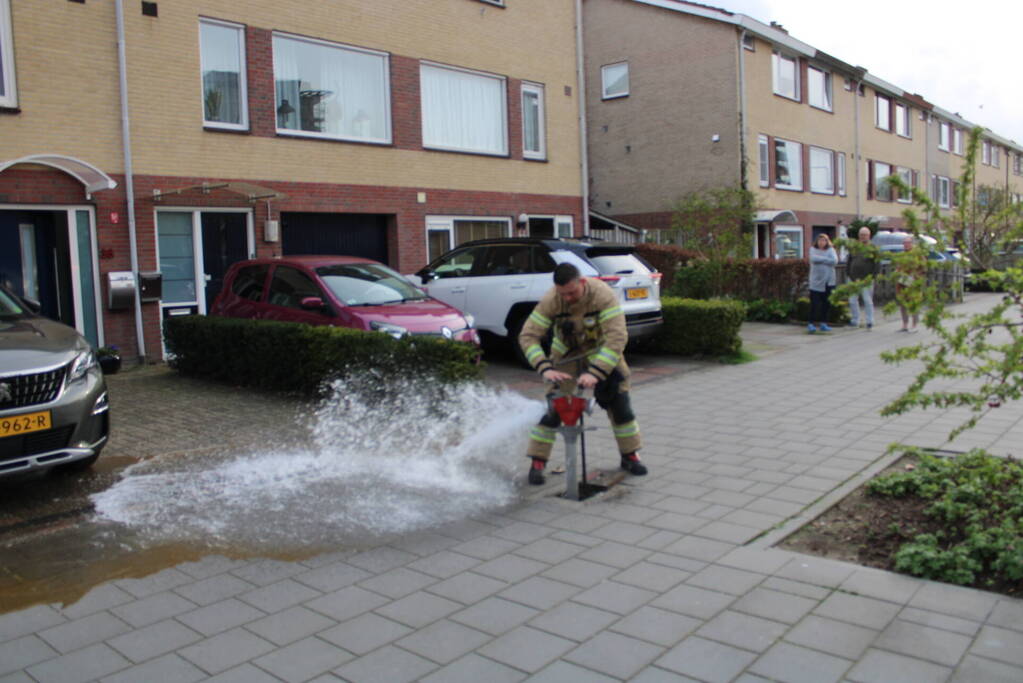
[{"x1": 3, "y1": 295, "x2": 1023, "y2": 682}]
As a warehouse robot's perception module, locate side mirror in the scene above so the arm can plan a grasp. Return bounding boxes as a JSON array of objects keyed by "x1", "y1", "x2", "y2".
[
  {"x1": 300, "y1": 296, "x2": 329, "y2": 313},
  {"x1": 417, "y1": 269, "x2": 436, "y2": 284},
  {"x1": 21, "y1": 296, "x2": 42, "y2": 314}
]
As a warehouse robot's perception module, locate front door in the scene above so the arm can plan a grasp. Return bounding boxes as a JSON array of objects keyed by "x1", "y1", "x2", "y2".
[
  {"x1": 201, "y1": 212, "x2": 249, "y2": 312},
  {"x1": 0, "y1": 210, "x2": 73, "y2": 326}
]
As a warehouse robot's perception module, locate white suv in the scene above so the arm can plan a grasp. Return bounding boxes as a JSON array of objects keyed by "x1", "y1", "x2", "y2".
[{"x1": 410, "y1": 238, "x2": 662, "y2": 362}]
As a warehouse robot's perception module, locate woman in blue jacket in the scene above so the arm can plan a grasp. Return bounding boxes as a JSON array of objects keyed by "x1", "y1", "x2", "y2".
[{"x1": 808, "y1": 233, "x2": 838, "y2": 333}]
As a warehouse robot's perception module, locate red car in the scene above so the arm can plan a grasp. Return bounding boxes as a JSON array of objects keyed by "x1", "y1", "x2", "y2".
[{"x1": 211, "y1": 256, "x2": 480, "y2": 345}]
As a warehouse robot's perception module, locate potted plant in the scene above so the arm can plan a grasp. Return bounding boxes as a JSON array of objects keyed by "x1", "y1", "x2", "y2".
[{"x1": 96, "y1": 345, "x2": 122, "y2": 374}]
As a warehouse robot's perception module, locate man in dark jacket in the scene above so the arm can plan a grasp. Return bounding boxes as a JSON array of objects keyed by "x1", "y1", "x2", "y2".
[{"x1": 847, "y1": 227, "x2": 879, "y2": 329}]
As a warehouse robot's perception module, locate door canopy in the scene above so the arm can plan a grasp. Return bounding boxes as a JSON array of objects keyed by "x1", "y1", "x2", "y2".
[{"x1": 0, "y1": 154, "x2": 118, "y2": 198}]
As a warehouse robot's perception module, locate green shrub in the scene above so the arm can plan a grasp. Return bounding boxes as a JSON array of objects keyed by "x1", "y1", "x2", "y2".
[
  {"x1": 664, "y1": 258, "x2": 808, "y2": 302},
  {"x1": 163, "y1": 315, "x2": 483, "y2": 396},
  {"x1": 744, "y1": 298, "x2": 795, "y2": 323},
  {"x1": 652, "y1": 297, "x2": 745, "y2": 356},
  {"x1": 792, "y1": 297, "x2": 850, "y2": 324}
]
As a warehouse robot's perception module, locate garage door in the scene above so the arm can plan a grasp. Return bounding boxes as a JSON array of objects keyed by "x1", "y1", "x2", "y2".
[{"x1": 281, "y1": 212, "x2": 389, "y2": 264}]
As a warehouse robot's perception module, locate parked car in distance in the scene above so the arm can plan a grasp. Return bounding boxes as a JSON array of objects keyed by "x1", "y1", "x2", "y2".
[
  {"x1": 872, "y1": 231, "x2": 948, "y2": 261},
  {"x1": 0, "y1": 284, "x2": 109, "y2": 478},
  {"x1": 408, "y1": 237, "x2": 663, "y2": 363},
  {"x1": 211, "y1": 256, "x2": 480, "y2": 346}
]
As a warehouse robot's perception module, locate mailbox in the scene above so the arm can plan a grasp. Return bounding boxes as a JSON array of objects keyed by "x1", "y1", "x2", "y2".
[
  {"x1": 107, "y1": 271, "x2": 136, "y2": 310},
  {"x1": 139, "y1": 271, "x2": 163, "y2": 303}
]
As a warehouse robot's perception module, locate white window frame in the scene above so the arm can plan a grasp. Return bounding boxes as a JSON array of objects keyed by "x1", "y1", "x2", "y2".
[
  {"x1": 874, "y1": 161, "x2": 892, "y2": 202},
  {"x1": 837, "y1": 152, "x2": 846, "y2": 196},
  {"x1": 0, "y1": 0, "x2": 16, "y2": 108},
  {"x1": 807, "y1": 65, "x2": 832, "y2": 111},
  {"x1": 420, "y1": 62, "x2": 507, "y2": 156},
  {"x1": 953, "y1": 128, "x2": 964, "y2": 155},
  {"x1": 938, "y1": 122, "x2": 950, "y2": 151},
  {"x1": 896, "y1": 166, "x2": 913, "y2": 204},
  {"x1": 272, "y1": 32, "x2": 392, "y2": 144},
  {"x1": 982, "y1": 140, "x2": 991, "y2": 165},
  {"x1": 742, "y1": 34, "x2": 755, "y2": 51},
  {"x1": 521, "y1": 82, "x2": 546, "y2": 160},
  {"x1": 809, "y1": 146, "x2": 834, "y2": 194},
  {"x1": 199, "y1": 18, "x2": 249, "y2": 131},
  {"x1": 601, "y1": 61, "x2": 629, "y2": 99},
  {"x1": 773, "y1": 138, "x2": 803, "y2": 191},
  {"x1": 425, "y1": 215, "x2": 513, "y2": 259},
  {"x1": 773, "y1": 225, "x2": 804, "y2": 259},
  {"x1": 895, "y1": 102, "x2": 910, "y2": 138},
  {"x1": 992, "y1": 146, "x2": 1000, "y2": 168},
  {"x1": 938, "y1": 176, "x2": 951, "y2": 208},
  {"x1": 758, "y1": 134, "x2": 770, "y2": 187},
  {"x1": 875, "y1": 94, "x2": 891, "y2": 131},
  {"x1": 772, "y1": 52, "x2": 799, "y2": 101}
]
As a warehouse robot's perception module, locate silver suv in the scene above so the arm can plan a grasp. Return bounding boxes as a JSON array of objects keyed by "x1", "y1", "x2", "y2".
[
  {"x1": 0, "y1": 285, "x2": 109, "y2": 478},
  {"x1": 411, "y1": 238, "x2": 662, "y2": 362}
]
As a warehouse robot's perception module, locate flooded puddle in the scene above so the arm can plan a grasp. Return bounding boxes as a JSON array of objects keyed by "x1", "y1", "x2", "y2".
[{"x1": 1, "y1": 377, "x2": 543, "y2": 613}]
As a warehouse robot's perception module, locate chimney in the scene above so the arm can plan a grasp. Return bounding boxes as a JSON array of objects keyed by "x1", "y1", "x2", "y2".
[{"x1": 769, "y1": 21, "x2": 788, "y2": 34}]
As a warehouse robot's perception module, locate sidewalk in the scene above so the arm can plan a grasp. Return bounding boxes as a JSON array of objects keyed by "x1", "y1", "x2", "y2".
[{"x1": 3, "y1": 292, "x2": 1023, "y2": 682}]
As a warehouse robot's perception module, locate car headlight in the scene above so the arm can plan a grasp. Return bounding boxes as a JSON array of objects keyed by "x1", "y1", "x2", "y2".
[
  {"x1": 463, "y1": 313, "x2": 475, "y2": 329},
  {"x1": 68, "y1": 349, "x2": 98, "y2": 383},
  {"x1": 370, "y1": 321, "x2": 408, "y2": 340}
]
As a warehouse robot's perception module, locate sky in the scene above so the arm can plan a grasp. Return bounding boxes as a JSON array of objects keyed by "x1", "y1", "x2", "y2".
[{"x1": 715, "y1": 0, "x2": 1023, "y2": 145}]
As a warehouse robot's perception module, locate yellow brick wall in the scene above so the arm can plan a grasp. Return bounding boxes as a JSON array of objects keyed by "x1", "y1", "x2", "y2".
[{"x1": 4, "y1": 0, "x2": 582, "y2": 196}]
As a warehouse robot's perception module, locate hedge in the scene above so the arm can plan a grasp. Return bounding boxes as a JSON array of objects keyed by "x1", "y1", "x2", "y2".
[
  {"x1": 651, "y1": 297, "x2": 746, "y2": 356},
  {"x1": 163, "y1": 315, "x2": 483, "y2": 395},
  {"x1": 667, "y1": 258, "x2": 809, "y2": 302}
]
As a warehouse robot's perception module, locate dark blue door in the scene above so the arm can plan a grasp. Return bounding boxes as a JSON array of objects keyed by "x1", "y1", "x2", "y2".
[
  {"x1": 201, "y1": 212, "x2": 249, "y2": 312},
  {"x1": 281, "y1": 213, "x2": 389, "y2": 264}
]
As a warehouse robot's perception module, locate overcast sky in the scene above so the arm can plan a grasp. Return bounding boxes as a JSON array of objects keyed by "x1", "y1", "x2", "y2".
[{"x1": 717, "y1": 0, "x2": 1023, "y2": 145}]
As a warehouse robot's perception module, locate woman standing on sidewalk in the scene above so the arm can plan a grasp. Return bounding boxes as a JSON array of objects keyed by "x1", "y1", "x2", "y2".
[
  {"x1": 808, "y1": 233, "x2": 838, "y2": 333},
  {"x1": 896, "y1": 235, "x2": 922, "y2": 333}
]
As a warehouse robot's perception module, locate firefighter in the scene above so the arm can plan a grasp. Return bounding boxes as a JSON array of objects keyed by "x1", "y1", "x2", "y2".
[{"x1": 519, "y1": 262, "x2": 646, "y2": 485}]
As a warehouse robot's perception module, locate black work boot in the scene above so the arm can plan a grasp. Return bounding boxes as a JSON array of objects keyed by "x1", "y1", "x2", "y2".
[
  {"x1": 528, "y1": 458, "x2": 546, "y2": 485},
  {"x1": 620, "y1": 452, "x2": 648, "y2": 476}
]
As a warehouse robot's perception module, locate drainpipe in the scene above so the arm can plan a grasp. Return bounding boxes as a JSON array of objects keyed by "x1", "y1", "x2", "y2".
[
  {"x1": 737, "y1": 30, "x2": 748, "y2": 192},
  {"x1": 853, "y1": 79, "x2": 861, "y2": 220},
  {"x1": 115, "y1": 0, "x2": 146, "y2": 361},
  {"x1": 575, "y1": 0, "x2": 590, "y2": 236}
]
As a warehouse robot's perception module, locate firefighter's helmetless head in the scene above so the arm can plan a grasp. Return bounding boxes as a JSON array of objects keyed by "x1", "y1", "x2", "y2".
[{"x1": 553, "y1": 263, "x2": 586, "y2": 304}]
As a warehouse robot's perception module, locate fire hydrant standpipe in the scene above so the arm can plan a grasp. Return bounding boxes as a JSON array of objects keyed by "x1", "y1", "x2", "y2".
[{"x1": 549, "y1": 391, "x2": 598, "y2": 501}]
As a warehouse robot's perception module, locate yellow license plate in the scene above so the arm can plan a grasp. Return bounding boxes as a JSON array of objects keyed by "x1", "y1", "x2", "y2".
[
  {"x1": 0, "y1": 410, "x2": 52, "y2": 438},
  {"x1": 626, "y1": 287, "x2": 649, "y2": 300}
]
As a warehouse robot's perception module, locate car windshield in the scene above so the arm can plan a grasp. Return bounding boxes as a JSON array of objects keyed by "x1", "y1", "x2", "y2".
[
  {"x1": 317, "y1": 263, "x2": 427, "y2": 306},
  {"x1": 587, "y1": 253, "x2": 650, "y2": 276},
  {"x1": 0, "y1": 288, "x2": 28, "y2": 318}
]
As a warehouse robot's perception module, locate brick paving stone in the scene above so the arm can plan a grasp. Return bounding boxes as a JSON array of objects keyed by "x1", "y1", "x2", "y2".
[
  {"x1": 406, "y1": 550, "x2": 482, "y2": 579},
  {"x1": 294, "y1": 561, "x2": 372, "y2": 592},
  {"x1": 950, "y1": 654, "x2": 1023, "y2": 683},
  {"x1": 175, "y1": 598, "x2": 265, "y2": 637},
  {"x1": 493, "y1": 521, "x2": 553, "y2": 544},
  {"x1": 374, "y1": 591, "x2": 463, "y2": 629},
  {"x1": 610, "y1": 605, "x2": 701, "y2": 648},
  {"x1": 695, "y1": 610, "x2": 789, "y2": 653},
  {"x1": 0, "y1": 635, "x2": 57, "y2": 676},
  {"x1": 655, "y1": 636, "x2": 758, "y2": 682},
  {"x1": 613, "y1": 560, "x2": 691, "y2": 593},
  {"x1": 846, "y1": 648, "x2": 952, "y2": 683},
  {"x1": 577, "y1": 541, "x2": 652, "y2": 569},
  {"x1": 173, "y1": 574, "x2": 255, "y2": 607},
  {"x1": 345, "y1": 547, "x2": 418, "y2": 573},
  {"x1": 243, "y1": 605, "x2": 336, "y2": 646},
  {"x1": 749, "y1": 641, "x2": 852, "y2": 683},
  {"x1": 498, "y1": 576, "x2": 581, "y2": 611},
  {"x1": 26, "y1": 643, "x2": 130, "y2": 683},
  {"x1": 177, "y1": 627, "x2": 275, "y2": 675},
  {"x1": 988, "y1": 600, "x2": 1023, "y2": 633},
  {"x1": 396, "y1": 619, "x2": 492, "y2": 665},
  {"x1": 476, "y1": 625, "x2": 575, "y2": 674},
  {"x1": 449, "y1": 597, "x2": 538, "y2": 636},
  {"x1": 106, "y1": 618, "x2": 202, "y2": 663},
  {"x1": 306, "y1": 585, "x2": 390, "y2": 622},
  {"x1": 0, "y1": 605, "x2": 66, "y2": 643},
  {"x1": 204, "y1": 662, "x2": 282, "y2": 683},
  {"x1": 685, "y1": 565, "x2": 765, "y2": 596},
  {"x1": 564, "y1": 631, "x2": 665, "y2": 680},
  {"x1": 783, "y1": 615, "x2": 879, "y2": 660},
  {"x1": 652, "y1": 584, "x2": 734, "y2": 620},
  {"x1": 57, "y1": 584, "x2": 134, "y2": 620},
  {"x1": 897, "y1": 607, "x2": 981, "y2": 637},
  {"x1": 451, "y1": 536, "x2": 521, "y2": 561},
  {"x1": 100, "y1": 653, "x2": 206, "y2": 683},
  {"x1": 970, "y1": 625, "x2": 1023, "y2": 667},
  {"x1": 527, "y1": 601, "x2": 618, "y2": 642},
  {"x1": 177, "y1": 555, "x2": 249, "y2": 580},
  {"x1": 637, "y1": 529, "x2": 687, "y2": 551},
  {"x1": 730, "y1": 587, "x2": 817, "y2": 624},
  {"x1": 238, "y1": 578, "x2": 321, "y2": 613},
  {"x1": 572, "y1": 580, "x2": 657, "y2": 615},
  {"x1": 418, "y1": 653, "x2": 526, "y2": 683},
  {"x1": 644, "y1": 512, "x2": 707, "y2": 534},
  {"x1": 39, "y1": 611, "x2": 131, "y2": 654},
  {"x1": 356, "y1": 567, "x2": 437, "y2": 599},
  {"x1": 332, "y1": 644, "x2": 437, "y2": 683},
  {"x1": 813, "y1": 592, "x2": 902, "y2": 631},
  {"x1": 539, "y1": 557, "x2": 619, "y2": 588},
  {"x1": 115, "y1": 568, "x2": 193, "y2": 598},
  {"x1": 513, "y1": 538, "x2": 585, "y2": 564},
  {"x1": 760, "y1": 576, "x2": 831, "y2": 601},
  {"x1": 908, "y1": 582, "x2": 1000, "y2": 622},
  {"x1": 661, "y1": 536, "x2": 735, "y2": 563},
  {"x1": 426, "y1": 572, "x2": 508, "y2": 605},
  {"x1": 592, "y1": 520, "x2": 659, "y2": 545},
  {"x1": 837, "y1": 567, "x2": 924, "y2": 604},
  {"x1": 775, "y1": 556, "x2": 857, "y2": 589},
  {"x1": 251, "y1": 636, "x2": 353, "y2": 683},
  {"x1": 110, "y1": 591, "x2": 197, "y2": 628},
  {"x1": 472, "y1": 554, "x2": 549, "y2": 583},
  {"x1": 318, "y1": 612, "x2": 412, "y2": 656}
]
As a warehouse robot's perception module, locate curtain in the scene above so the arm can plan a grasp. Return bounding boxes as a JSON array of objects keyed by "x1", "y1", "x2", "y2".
[
  {"x1": 200, "y1": 22, "x2": 242, "y2": 124},
  {"x1": 421, "y1": 64, "x2": 506, "y2": 155}
]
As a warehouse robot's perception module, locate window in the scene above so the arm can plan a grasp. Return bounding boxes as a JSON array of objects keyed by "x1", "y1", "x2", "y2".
[
  {"x1": 421, "y1": 63, "x2": 507, "y2": 155},
  {"x1": 932, "y1": 175, "x2": 950, "y2": 208},
  {"x1": 875, "y1": 94, "x2": 891, "y2": 131},
  {"x1": 0, "y1": 0, "x2": 16, "y2": 108},
  {"x1": 774, "y1": 139, "x2": 803, "y2": 191},
  {"x1": 992, "y1": 146, "x2": 1000, "y2": 168},
  {"x1": 758, "y1": 135, "x2": 769, "y2": 187},
  {"x1": 982, "y1": 140, "x2": 991, "y2": 165},
  {"x1": 938, "y1": 122, "x2": 950, "y2": 151},
  {"x1": 200, "y1": 19, "x2": 248, "y2": 129},
  {"x1": 476, "y1": 0, "x2": 505, "y2": 5},
  {"x1": 953, "y1": 128, "x2": 964, "y2": 155},
  {"x1": 809, "y1": 147, "x2": 834, "y2": 194},
  {"x1": 896, "y1": 166, "x2": 913, "y2": 203},
  {"x1": 521, "y1": 83, "x2": 545, "y2": 159},
  {"x1": 874, "y1": 161, "x2": 892, "y2": 201},
  {"x1": 426, "y1": 217, "x2": 511, "y2": 262},
  {"x1": 267, "y1": 267, "x2": 322, "y2": 309},
  {"x1": 774, "y1": 226, "x2": 803, "y2": 259},
  {"x1": 807, "y1": 66, "x2": 831, "y2": 111},
  {"x1": 742, "y1": 34, "x2": 755, "y2": 51},
  {"x1": 772, "y1": 52, "x2": 799, "y2": 100},
  {"x1": 601, "y1": 61, "x2": 629, "y2": 99},
  {"x1": 273, "y1": 33, "x2": 391, "y2": 143},
  {"x1": 837, "y1": 152, "x2": 846, "y2": 196},
  {"x1": 1014, "y1": 153, "x2": 1022, "y2": 176},
  {"x1": 231, "y1": 264, "x2": 269, "y2": 301},
  {"x1": 895, "y1": 103, "x2": 910, "y2": 137}
]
